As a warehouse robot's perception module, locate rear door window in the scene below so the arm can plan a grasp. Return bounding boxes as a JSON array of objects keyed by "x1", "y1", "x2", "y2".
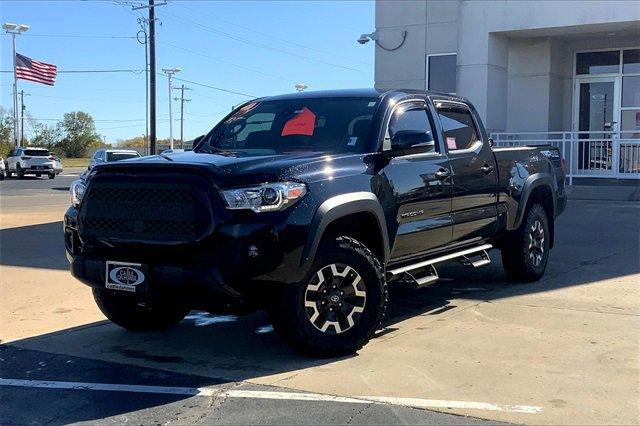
[{"x1": 435, "y1": 104, "x2": 481, "y2": 151}]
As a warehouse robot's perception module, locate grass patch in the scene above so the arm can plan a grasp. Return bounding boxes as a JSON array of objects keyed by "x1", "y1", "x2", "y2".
[{"x1": 61, "y1": 157, "x2": 90, "y2": 168}]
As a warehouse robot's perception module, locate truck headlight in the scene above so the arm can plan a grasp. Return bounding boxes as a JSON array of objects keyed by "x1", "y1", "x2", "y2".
[
  {"x1": 221, "y1": 182, "x2": 307, "y2": 213},
  {"x1": 70, "y1": 179, "x2": 86, "y2": 207}
]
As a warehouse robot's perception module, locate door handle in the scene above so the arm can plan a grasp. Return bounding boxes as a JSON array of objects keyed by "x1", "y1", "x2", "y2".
[
  {"x1": 480, "y1": 163, "x2": 494, "y2": 174},
  {"x1": 435, "y1": 168, "x2": 451, "y2": 180}
]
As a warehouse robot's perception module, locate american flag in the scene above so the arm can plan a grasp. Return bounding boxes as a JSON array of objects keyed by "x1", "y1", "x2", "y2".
[{"x1": 15, "y1": 53, "x2": 57, "y2": 86}]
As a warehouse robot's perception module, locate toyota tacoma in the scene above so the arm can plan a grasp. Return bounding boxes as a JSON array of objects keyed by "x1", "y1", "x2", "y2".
[{"x1": 65, "y1": 89, "x2": 566, "y2": 357}]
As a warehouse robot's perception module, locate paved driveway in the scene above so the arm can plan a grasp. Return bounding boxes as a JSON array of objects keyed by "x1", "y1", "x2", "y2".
[{"x1": 1, "y1": 176, "x2": 638, "y2": 424}]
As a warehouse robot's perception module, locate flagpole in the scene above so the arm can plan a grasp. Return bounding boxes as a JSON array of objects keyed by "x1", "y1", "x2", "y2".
[
  {"x1": 12, "y1": 32, "x2": 18, "y2": 147},
  {"x1": 3, "y1": 22, "x2": 29, "y2": 147}
]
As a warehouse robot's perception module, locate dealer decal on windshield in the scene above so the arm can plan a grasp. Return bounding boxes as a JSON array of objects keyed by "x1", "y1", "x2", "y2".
[{"x1": 281, "y1": 107, "x2": 316, "y2": 136}]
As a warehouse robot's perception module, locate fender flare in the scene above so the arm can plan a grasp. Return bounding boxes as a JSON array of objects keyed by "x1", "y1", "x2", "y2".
[
  {"x1": 301, "y1": 192, "x2": 390, "y2": 267},
  {"x1": 511, "y1": 172, "x2": 557, "y2": 230}
]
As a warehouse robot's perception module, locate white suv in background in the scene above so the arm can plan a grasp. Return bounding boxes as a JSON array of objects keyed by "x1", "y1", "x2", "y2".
[{"x1": 5, "y1": 147, "x2": 61, "y2": 179}]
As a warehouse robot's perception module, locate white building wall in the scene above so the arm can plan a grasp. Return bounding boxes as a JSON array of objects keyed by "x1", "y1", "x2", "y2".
[{"x1": 374, "y1": 0, "x2": 640, "y2": 133}]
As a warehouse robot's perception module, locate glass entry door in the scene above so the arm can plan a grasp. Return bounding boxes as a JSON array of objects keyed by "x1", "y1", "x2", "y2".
[{"x1": 573, "y1": 77, "x2": 620, "y2": 174}]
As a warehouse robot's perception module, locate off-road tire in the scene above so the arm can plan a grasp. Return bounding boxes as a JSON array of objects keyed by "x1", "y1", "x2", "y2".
[
  {"x1": 501, "y1": 203, "x2": 550, "y2": 282},
  {"x1": 93, "y1": 288, "x2": 189, "y2": 331},
  {"x1": 269, "y1": 236, "x2": 387, "y2": 358}
]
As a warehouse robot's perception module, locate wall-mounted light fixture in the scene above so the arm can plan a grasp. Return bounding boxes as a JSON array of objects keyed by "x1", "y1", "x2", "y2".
[{"x1": 357, "y1": 30, "x2": 407, "y2": 51}]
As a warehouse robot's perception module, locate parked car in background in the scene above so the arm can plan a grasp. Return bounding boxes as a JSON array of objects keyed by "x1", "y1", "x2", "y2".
[
  {"x1": 160, "y1": 148, "x2": 185, "y2": 155},
  {"x1": 0, "y1": 158, "x2": 6, "y2": 180},
  {"x1": 81, "y1": 149, "x2": 142, "y2": 181},
  {"x1": 88, "y1": 149, "x2": 142, "y2": 171},
  {"x1": 5, "y1": 147, "x2": 60, "y2": 179},
  {"x1": 49, "y1": 152, "x2": 64, "y2": 175}
]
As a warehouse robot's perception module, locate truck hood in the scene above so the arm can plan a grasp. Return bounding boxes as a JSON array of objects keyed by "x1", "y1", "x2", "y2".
[{"x1": 95, "y1": 151, "x2": 369, "y2": 187}]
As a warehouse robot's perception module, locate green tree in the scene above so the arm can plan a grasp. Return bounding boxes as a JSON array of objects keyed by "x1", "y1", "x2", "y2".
[
  {"x1": 0, "y1": 107, "x2": 14, "y2": 158},
  {"x1": 30, "y1": 122, "x2": 62, "y2": 149},
  {"x1": 117, "y1": 136, "x2": 147, "y2": 148},
  {"x1": 57, "y1": 111, "x2": 101, "y2": 157}
]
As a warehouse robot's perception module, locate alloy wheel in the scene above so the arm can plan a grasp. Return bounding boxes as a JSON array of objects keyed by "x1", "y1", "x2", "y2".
[
  {"x1": 528, "y1": 219, "x2": 545, "y2": 267},
  {"x1": 304, "y1": 263, "x2": 367, "y2": 334}
]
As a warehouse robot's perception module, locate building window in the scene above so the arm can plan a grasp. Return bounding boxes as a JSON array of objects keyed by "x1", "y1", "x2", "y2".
[
  {"x1": 576, "y1": 51, "x2": 620, "y2": 75},
  {"x1": 623, "y1": 49, "x2": 640, "y2": 74},
  {"x1": 427, "y1": 54, "x2": 456, "y2": 93}
]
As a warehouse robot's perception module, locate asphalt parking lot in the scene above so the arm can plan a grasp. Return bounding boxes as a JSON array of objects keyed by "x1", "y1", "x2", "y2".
[{"x1": 1, "y1": 172, "x2": 638, "y2": 425}]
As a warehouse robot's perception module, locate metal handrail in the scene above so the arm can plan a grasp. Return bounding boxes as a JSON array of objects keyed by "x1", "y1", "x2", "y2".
[{"x1": 490, "y1": 131, "x2": 640, "y2": 184}]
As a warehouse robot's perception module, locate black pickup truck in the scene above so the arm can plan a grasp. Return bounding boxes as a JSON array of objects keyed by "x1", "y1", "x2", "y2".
[{"x1": 65, "y1": 89, "x2": 566, "y2": 357}]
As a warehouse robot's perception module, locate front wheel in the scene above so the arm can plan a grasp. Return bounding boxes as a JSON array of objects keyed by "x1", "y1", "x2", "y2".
[
  {"x1": 93, "y1": 288, "x2": 189, "y2": 331},
  {"x1": 269, "y1": 236, "x2": 387, "y2": 358},
  {"x1": 501, "y1": 203, "x2": 550, "y2": 282},
  {"x1": 49, "y1": 172, "x2": 55, "y2": 179}
]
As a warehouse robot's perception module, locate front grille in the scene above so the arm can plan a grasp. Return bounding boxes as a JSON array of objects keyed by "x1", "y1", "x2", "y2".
[{"x1": 78, "y1": 173, "x2": 213, "y2": 242}]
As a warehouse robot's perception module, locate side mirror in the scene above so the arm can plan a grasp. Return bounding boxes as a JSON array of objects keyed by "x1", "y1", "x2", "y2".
[{"x1": 390, "y1": 130, "x2": 435, "y2": 155}]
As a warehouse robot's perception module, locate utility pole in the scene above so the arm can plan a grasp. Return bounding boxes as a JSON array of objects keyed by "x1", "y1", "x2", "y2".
[
  {"x1": 3, "y1": 22, "x2": 30, "y2": 147},
  {"x1": 19, "y1": 90, "x2": 25, "y2": 145},
  {"x1": 136, "y1": 20, "x2": 149, "y2": 151},
  {"x1": 174, "y1": 84, "x2": 191, "y2": 149},
  {"x1": 132, "y1": 1, "x2": 166, "y2": 155},
  {"x1": 148, "y1": 1, "x2": 156, "y2": 155},
  {"x1": 162, "y1": 67, "x2": 181, "y2": 150}
]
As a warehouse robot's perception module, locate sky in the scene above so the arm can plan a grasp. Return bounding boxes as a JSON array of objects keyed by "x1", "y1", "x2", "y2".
[{"x1": 0, "y1": 0, "x2": 374, "y2": 143}]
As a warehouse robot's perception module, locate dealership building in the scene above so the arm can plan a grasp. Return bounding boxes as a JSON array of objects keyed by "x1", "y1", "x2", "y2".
[{"x1": 372, "y1": 0, "x2": 640, "y2": 182}]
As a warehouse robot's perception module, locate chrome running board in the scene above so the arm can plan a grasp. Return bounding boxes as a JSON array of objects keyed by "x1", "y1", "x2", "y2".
[{"x1": 389, "y1": 244, "x2": 493, "y2": 287}]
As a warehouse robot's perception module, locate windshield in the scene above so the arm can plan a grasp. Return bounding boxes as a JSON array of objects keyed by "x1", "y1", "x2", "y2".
[
  {"x1": 196, "y1": 97, "x2": 379, "y2": 156},
  {"x1": 25, "y1": 149, "x2": 49, "y2": 157},
  {"x1": 107, "y1": 152, "x2": 140, "y2": 162}
]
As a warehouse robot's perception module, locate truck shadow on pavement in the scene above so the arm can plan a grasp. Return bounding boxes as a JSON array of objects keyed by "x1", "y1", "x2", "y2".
[
  {"x1": 1, "y1": 200, "x2": 638, "y2": 423},
  {"x1": 0, "y1": 221, "x2": 68, "y2": 270}
]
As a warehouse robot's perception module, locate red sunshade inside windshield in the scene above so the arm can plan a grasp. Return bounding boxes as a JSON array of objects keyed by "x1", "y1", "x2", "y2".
[{"x1": 281, "y1": 107, "x2": 316, "y2": 136}]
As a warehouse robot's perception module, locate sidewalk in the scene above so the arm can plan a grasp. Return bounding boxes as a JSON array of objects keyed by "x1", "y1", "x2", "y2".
[{"x1": 566, "y1": 184, "x2": 640, "y2": 202}]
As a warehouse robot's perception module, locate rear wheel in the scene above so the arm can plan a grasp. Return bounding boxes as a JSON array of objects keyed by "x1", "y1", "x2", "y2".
[
  {"x1": 269, "y1": 236, "x2": 387, "y2": 358},
  {"x1": 501, "y1": 203, "x2": 550, "y2": 282},
  {"x1": 16, "y1": 164, "x2": 24, "y2": 179},
  {"x1": 93, "y1": 288, "x2": 189, "y2": 331}
]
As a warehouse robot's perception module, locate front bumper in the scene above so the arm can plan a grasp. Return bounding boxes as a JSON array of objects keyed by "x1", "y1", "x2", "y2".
[{"x1": 64, "y1": 203, "x2": 310, "y2": 304}]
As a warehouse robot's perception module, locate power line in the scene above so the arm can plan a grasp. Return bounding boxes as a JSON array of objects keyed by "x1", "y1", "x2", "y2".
[
  {"x1": 25, "y1": 93, "x2": 149, "y2": 103},
  {"x1": 160, "y1": 11, "x2": 363, "y2": 73},
  {"x1": 174, "y1": 3, "x2": 372, "y2": 67},
  {"x1": 167, "y1": 75, "x2": 256, "y2": 98},
  {"x1": 19, "y1": 34, "x2": 136, "y2": 39},
  {"x1": 158, "y1": 40, "x2": 297, "y2": 84}
]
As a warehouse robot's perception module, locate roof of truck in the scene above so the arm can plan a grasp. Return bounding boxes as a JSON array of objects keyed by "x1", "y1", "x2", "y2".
[{"x1": 258, "y1": 88, "x2": 468, "y2": 103}]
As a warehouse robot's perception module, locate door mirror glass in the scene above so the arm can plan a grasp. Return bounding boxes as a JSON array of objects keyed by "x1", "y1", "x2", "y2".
[{"x1": 391, "y1": 130, "x2": 435, "y2": 153}]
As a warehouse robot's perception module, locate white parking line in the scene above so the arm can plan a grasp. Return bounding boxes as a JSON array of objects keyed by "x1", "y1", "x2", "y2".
[{"x1": 0, "y1": 378, "x2": 542, "y2": 413}]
